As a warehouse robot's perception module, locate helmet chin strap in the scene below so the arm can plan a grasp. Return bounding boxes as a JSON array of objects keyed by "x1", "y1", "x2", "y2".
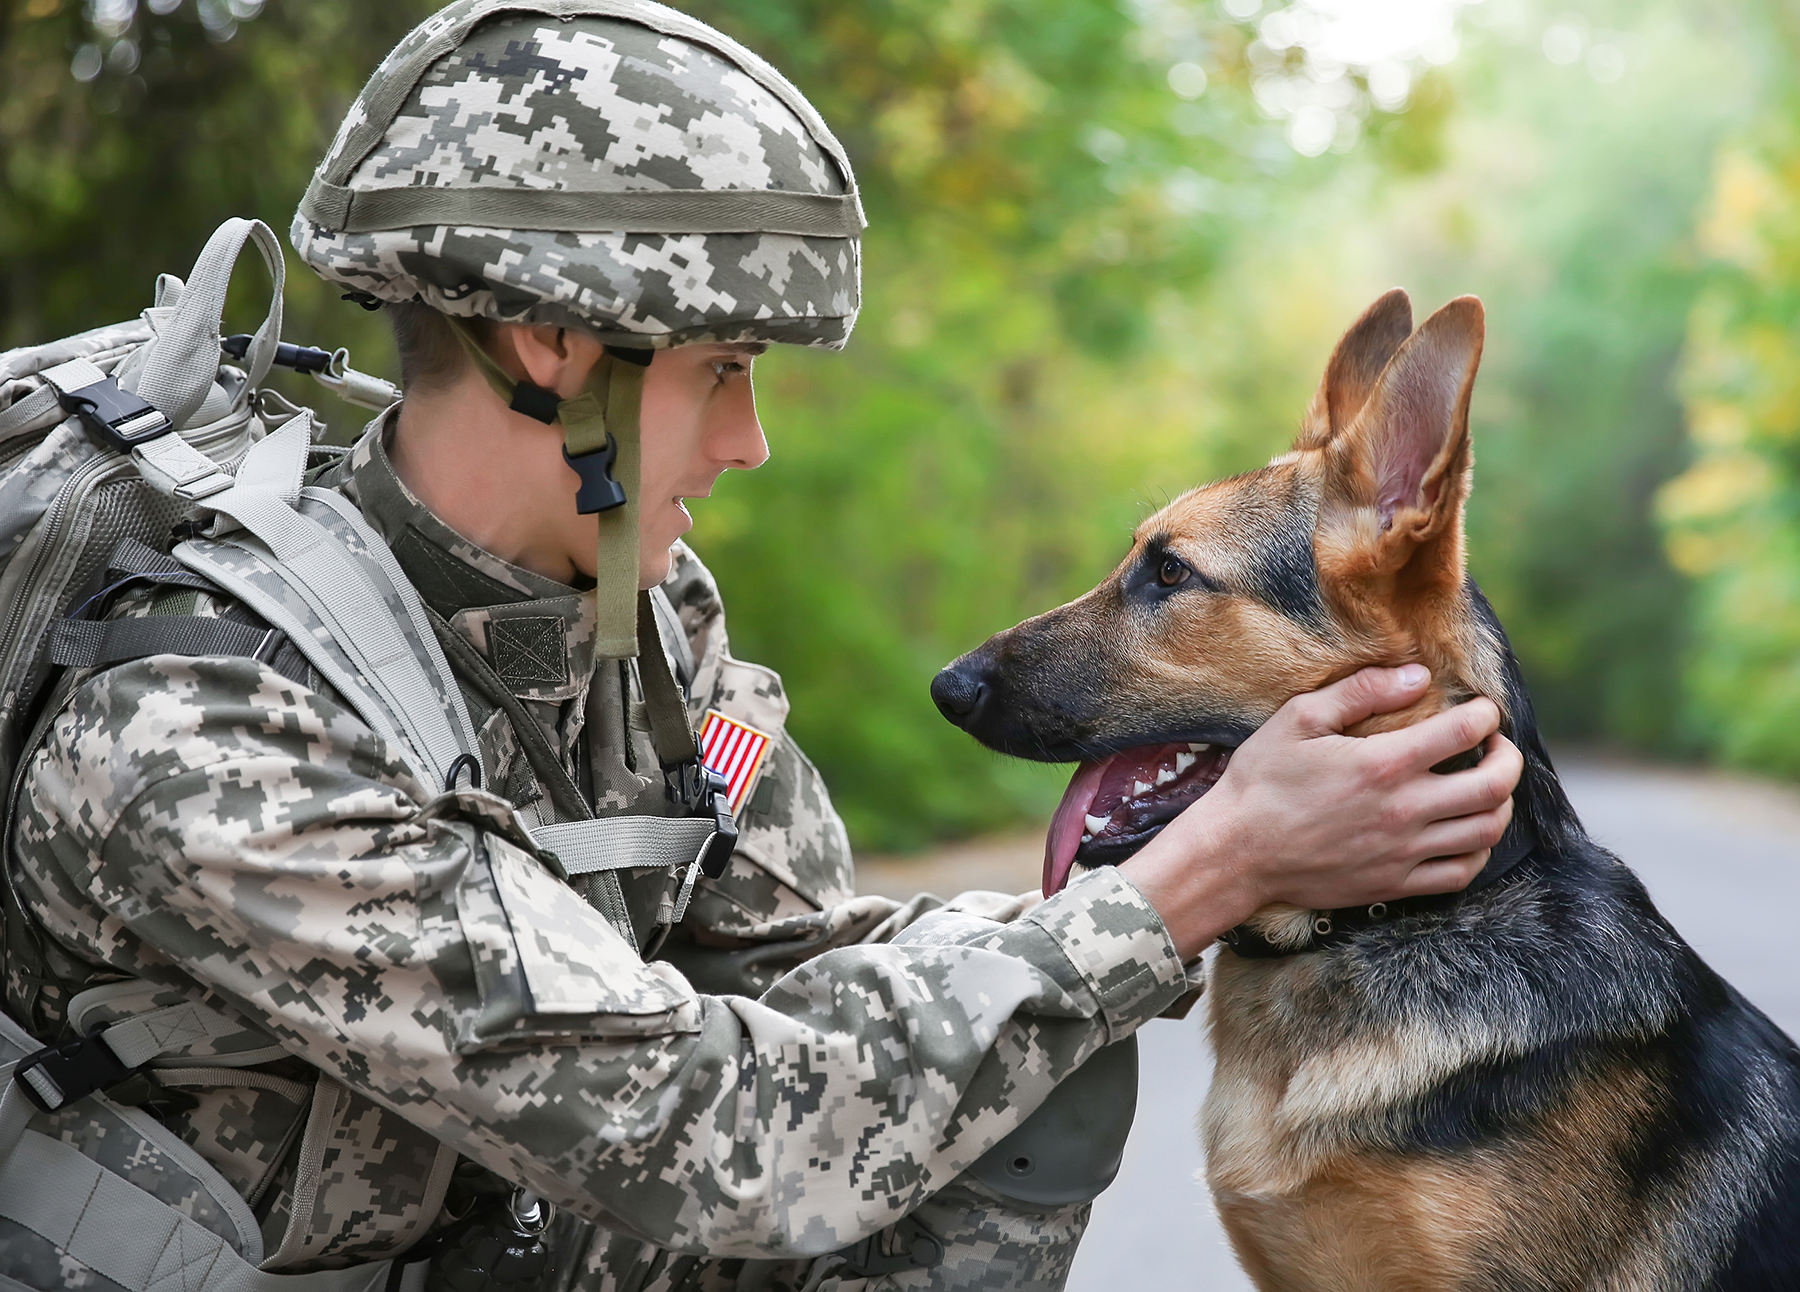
[{"x1": 446, "y1": 318, "x2": 648, "y2": 659}]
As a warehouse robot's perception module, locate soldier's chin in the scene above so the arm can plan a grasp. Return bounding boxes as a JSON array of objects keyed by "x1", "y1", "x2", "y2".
[{"x1": 639, "y1": 539, "x2": 677, "y2": 589}]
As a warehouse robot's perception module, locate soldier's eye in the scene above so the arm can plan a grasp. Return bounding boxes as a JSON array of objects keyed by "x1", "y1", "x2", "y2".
[{"x1": 1158, "y1": 556, "x2": 1190, "y2": 587}]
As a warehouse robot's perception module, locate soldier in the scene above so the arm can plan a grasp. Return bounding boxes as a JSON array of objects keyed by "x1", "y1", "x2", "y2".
[{"x1": 5, "y1": 1, "x2": 1521, "y2": 1289}]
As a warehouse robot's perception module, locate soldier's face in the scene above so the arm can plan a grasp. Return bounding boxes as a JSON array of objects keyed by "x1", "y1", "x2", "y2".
[{"x1": 634, "y1": 342, "x2": 770, "y2": 586}]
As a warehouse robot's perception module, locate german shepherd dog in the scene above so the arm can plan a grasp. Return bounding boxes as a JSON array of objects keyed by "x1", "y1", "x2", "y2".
[{"x1": 930, "y1": 292, "x2": 1800, "y2": 1288}]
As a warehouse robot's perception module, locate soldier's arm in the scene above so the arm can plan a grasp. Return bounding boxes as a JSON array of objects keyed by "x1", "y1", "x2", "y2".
[{"x1": 17, "y1": 655, "x2": 1188, "y2": 1259}]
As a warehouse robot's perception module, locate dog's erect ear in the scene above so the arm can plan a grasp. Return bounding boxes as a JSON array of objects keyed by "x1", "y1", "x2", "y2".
[
  {"x1": 1295, "y1": 289, "x2": 1414, "y2": 451},
  {"x1": 1320, "y1": 296, "x2": 1484, "y2": 569}
]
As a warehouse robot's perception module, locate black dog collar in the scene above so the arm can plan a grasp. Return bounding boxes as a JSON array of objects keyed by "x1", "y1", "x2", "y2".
[{"x1": 1218, "y1": 825, "x2": 1536, "y2": 960}]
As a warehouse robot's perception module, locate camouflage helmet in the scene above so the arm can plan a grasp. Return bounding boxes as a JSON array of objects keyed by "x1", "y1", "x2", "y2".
[{"x1": 291, "y1": 0, "x2": 863, "y2": 351}]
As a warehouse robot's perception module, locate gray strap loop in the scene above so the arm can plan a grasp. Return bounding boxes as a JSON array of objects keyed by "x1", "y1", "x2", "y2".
[
  {"x1": 48, "y1": 616, "x2": 275, "y2": 670},
  {"x1": 97, "y1": 1000, "x2": 249, "y2": 1070},
  {"x1": 529, "y1": 817, "x2": 715, "y2": 876},
  {"x1": 132, "y1": 432, "x2": 235, "y2": 500},
  {"x1": 300, "y1": 177, "x2": 862, "y2": 238},
  {"x1": 106, "y1": 535, "x2": 206, "y2": 581},
  {"x1": 135, "y1": 218, "x2": 285, "y2": 429}
]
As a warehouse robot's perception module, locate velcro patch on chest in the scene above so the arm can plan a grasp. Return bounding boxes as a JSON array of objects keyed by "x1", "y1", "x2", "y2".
[{"x1": 698, "y1": 708, "x2": 774, "y2": 815}]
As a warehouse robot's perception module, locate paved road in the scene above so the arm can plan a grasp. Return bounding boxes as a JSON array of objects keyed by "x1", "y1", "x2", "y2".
[{"x1": 860, "y1": 752, "x2": 1800, "y2": 1289}]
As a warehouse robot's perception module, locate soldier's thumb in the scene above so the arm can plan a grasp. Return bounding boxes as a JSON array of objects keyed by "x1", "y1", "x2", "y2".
[{"x1": 1286, "y1": 664, "x2": 1431, "y2": 738}]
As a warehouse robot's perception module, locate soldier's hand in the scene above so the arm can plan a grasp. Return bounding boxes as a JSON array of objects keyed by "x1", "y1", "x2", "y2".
[{"x1": 1119, "y1": 665, "x2": 1522, "y2": 962}]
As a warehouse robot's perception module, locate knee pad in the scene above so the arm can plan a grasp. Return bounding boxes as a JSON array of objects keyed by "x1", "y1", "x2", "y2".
[{"x1": 966, "y1": 1035, "x2": 1139, "y2": 1208}]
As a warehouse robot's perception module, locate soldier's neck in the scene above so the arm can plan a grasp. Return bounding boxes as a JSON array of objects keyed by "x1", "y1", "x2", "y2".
[{"x1": 391, "y1": 373, "x2": 595, "y2": 586}]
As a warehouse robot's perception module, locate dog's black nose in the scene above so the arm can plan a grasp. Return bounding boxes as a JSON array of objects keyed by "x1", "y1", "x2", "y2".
[{"x1": 931, "y1": 662, "x2": 988, "y2": 730}]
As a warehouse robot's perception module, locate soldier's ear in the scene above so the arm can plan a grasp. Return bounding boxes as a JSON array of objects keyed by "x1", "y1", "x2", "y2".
[{"x1": 500, "y1": 323, "x2": 606, "y2": 400}]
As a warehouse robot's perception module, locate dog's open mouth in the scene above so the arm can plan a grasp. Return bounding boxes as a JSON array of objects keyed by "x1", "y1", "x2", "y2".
[{"x1": 1043, "y1": 742, "x2": 1234, "y2": 896}]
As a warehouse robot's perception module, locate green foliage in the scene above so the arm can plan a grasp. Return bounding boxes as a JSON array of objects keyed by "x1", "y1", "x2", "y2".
[
  {"x1": 1660, "y1": 1, "x2": 1800, "y2": 773},
  {"x1": 5, "y1": 0, "x2": 1798, "y2": 848},
  {"x1": 1430, "y1": 0, "x2": 1753, "y2": 750}
]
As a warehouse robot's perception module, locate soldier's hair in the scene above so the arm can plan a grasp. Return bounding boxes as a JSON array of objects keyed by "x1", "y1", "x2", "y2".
[{"x1": 387, "y1": 301, "x2": 492, "y2": 394}]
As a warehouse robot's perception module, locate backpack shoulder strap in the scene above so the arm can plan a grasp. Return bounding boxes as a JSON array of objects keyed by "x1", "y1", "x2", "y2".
[{"x1": 171, "y1": 415, "x2": 482, "y2": 792}]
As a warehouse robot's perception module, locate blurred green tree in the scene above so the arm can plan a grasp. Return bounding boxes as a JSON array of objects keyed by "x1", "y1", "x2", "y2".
[
  {"x1": 10, "y1": 0, "x2": 1784, "y2": 851},
  {"x1": 0, "y1": 0, "x2": 427, "y2": 413},
  {"x1": 1659, "y1": 2, "x2": 1800, "y2": 774}
]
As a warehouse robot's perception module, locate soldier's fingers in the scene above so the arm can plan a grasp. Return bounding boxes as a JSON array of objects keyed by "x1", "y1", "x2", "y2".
[
  {"x1": 1395, "y1": 852, "x2": 1492, "y2": 898},
  {"x1": 1407, "y1": 734, "x2": 1522, "y2": 823},
  {"x1": 1379, "y1": 697, "x2": 1504, "y2": 773},
  {"x1": 1280, "y1": 665, "x2": 1432, "y2": 739},
  {"x1": 1406, "y1": 796, "x2": 1513, "y2": 866}
]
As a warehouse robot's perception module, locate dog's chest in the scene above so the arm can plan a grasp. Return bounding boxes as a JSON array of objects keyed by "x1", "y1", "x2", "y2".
[{"x1": 1199, "y1": 952, "x2": 1493, "y2": 1289}]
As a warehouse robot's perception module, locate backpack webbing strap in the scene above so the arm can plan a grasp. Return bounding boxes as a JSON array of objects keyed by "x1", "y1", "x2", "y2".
[
  {"x1": 49, "y1": 617, "x2": 277, "y2": 671},
  {"x1": 634, "y1": 595, "x2": 738, "y2": 880},
  {"x1": 0, "y1": 1129, "x2": 406, "y2": 1292},
  {"x1": 106, "y1": 535, "x2": 205, "y2": 582},
  {"x1": 635, "y1": 593, "x2": 699, "y2": 769},
  {"x1": 528, "y1": 819, "x2": 716, "y2": 875}
]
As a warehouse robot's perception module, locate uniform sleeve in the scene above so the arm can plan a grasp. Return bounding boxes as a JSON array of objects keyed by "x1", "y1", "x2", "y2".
[{"x1": 16, "y1": 655, "x2": 1189, "y2": 1259}]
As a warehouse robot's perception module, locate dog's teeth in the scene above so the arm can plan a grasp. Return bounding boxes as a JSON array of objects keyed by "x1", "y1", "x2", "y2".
[
  {"x1": 1132, "y1": 780, "x2": 1152, "y2": 798},
  {"x1": 1156, "y1": 765, "x2": 1178, "y2": 786},
  {"x1": 1188, "y1": 742, "x2": 1211, "y2": 753},
  {"x1": 1084, "y1": 813, "x2": 1109, "y2": 835},
  {"x1": 1175, "y1": 752, "x2": 1196, "y2": 774},
  {"x1": 1080, "y1": 832, "x2": 1092, "y2": 844}
]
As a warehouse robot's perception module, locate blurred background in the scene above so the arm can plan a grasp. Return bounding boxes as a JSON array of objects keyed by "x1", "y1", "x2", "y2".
[{"x1": 3, "y1": 0, "x2": 1799, "y2": 852}]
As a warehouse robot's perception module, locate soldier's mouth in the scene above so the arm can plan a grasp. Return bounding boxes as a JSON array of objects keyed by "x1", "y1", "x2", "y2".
[{"x1": 1043, "y1": 742, "x2": 1233, "y2": 896}]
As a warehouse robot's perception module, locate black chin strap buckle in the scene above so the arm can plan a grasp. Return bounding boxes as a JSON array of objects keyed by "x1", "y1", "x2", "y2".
[{"x1": 562, "y1": 435, "x2": 627, "y2": 514}]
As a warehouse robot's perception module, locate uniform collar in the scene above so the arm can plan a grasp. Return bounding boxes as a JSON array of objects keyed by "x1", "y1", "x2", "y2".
[{"x1": 342, "y1": 411, "x2": 597, "y2": 701}]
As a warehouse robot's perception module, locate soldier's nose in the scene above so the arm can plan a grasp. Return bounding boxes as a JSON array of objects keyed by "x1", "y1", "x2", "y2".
[{"x1": 930, "y1": 660, "x2": 990, "y2": 730}]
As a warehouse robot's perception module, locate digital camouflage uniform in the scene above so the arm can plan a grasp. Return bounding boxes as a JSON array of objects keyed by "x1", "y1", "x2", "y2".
[
  {"x1": 9, "y1": 421, "x2": 1193, "y2": 1288},
  {"x1": 4, "y1": 2, "x2": 1197, "y2": 1287}
]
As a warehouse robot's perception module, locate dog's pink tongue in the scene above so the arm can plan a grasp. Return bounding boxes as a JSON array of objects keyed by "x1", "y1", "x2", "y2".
[{"x1": 1044, "y1": 757, "x2": 1112, "y2": 898}]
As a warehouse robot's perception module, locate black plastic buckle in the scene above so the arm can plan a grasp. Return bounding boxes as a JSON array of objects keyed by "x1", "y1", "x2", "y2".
[
  {"x1": 836, "y1": 1217, "x2": 944, "y2": 1277},
  {"x1": 56, "y1": 376, "x2": 172, "y2": 451},
  {"x1": 562, "y1": 435, "x2": 627, "y2": 514},
  {"x1": 665, "y1": 761, "x2": 738, "y2": 878},
  {"x1": 13, "y1": 1025, "x2": 142, "y2": 1113},
  {"x1": 699, "y1": 767, "x2": 738, "y2": 878}
]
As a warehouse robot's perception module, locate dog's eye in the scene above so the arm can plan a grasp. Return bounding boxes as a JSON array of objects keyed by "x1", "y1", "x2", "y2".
[{"x1": 1158, "y1": 557, "x2": 1190, "y2": 588}]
